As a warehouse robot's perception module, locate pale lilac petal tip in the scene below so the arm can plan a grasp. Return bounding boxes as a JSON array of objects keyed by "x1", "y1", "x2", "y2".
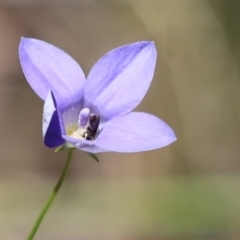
[
  {"x1": 19, "y1": 37, "x2": 86, "y2": 110},
  {"x1": 95, "y1": 112, "x2": 176, "y2": 153},
  {"x1": 43, "y1": 91, "x2": 65, "y2": 148},
  {"x1": 84, "y1": 41, "x2": 157, "y2": 122}
]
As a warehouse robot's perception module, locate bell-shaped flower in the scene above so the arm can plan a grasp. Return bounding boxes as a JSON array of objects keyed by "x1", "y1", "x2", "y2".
[{"x1": 19, "y1": 38, "x2": 176, "y2": 153}]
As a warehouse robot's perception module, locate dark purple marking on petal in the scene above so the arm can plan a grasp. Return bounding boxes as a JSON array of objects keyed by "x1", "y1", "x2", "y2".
[{"x1": 43, "y1": 91, "x2": 65, "y2": 148}]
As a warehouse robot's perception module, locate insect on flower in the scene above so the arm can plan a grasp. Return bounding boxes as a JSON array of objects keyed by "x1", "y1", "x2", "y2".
[{"x1": 83, "y1": 114, "x2": 100, "y2": 141}]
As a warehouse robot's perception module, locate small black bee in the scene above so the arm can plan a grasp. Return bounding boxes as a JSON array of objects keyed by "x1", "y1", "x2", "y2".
[{"x1": 83, "y1": 114, "x2": 100, "y2": 140}]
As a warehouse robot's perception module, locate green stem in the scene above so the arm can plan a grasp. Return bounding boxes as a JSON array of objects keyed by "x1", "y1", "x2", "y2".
[{"x1": 27, "y1": 148, "x2": 75, "y2": 240}]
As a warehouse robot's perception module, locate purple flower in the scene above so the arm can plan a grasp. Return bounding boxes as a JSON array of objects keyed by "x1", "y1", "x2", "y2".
[{"x1": 19, "y1": 38, "x2": 176, "y2": 153}]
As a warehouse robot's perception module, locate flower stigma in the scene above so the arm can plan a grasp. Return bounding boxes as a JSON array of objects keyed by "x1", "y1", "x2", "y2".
[{"x1": 65, "y1": 107, "x2": 100, "y2": 141}]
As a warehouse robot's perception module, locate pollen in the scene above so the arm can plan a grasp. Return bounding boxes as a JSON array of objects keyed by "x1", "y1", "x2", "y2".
[
  {"x1": 66, "y1": 124, "x2": 78, "y2": 136},
  {"x1": 66, "y1": 124, "x2": 87, "y2": 139}
]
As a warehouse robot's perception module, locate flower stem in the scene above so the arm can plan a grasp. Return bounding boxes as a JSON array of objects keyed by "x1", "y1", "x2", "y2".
[{"x1": 27, "y1": 148, "x2": 75, "y2": 240}]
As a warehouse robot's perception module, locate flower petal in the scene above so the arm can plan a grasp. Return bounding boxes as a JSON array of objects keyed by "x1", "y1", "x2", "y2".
[
  {"x1": 43, "y1": 91, "x2": 65, "y2": 148},
  {"x1": 95, "y1": 112, "x2": 176, "y2": 152},
  {"x1": 19, "y1": 37, "x2": 86, "y2": 110},
  {"x1": 62, "y1": 135, "x2": 105, "y2": 153},
  {"x1": 84, "y1": 41, "x2": 157, "y2": 122}
]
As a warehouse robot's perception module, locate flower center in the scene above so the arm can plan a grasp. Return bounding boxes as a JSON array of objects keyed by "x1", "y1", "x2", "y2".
[{"x1": 66, "y1": 108, "x2": 100, "y2": 141}]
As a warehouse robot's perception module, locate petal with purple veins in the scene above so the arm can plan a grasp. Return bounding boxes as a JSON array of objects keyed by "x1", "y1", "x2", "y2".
[
  {"x1": 84, "y1": 41, "x2": 157, "y2": 122},
  {"x1": 19, "y1": 37, "x2": 86, "y2": 111},
  {"x1": 95, "y1": 112, "x2": 176, "y2": 152}
]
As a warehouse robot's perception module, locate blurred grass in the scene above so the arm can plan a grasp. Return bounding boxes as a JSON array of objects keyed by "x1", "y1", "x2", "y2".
[{"x1": 1, "y1": 175, "x2": 240, "y2": 239}]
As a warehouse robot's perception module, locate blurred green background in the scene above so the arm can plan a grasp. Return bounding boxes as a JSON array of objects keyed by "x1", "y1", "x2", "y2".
[{"x1": 0, "y1": 1, "x2": 240, "y2": 239}]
